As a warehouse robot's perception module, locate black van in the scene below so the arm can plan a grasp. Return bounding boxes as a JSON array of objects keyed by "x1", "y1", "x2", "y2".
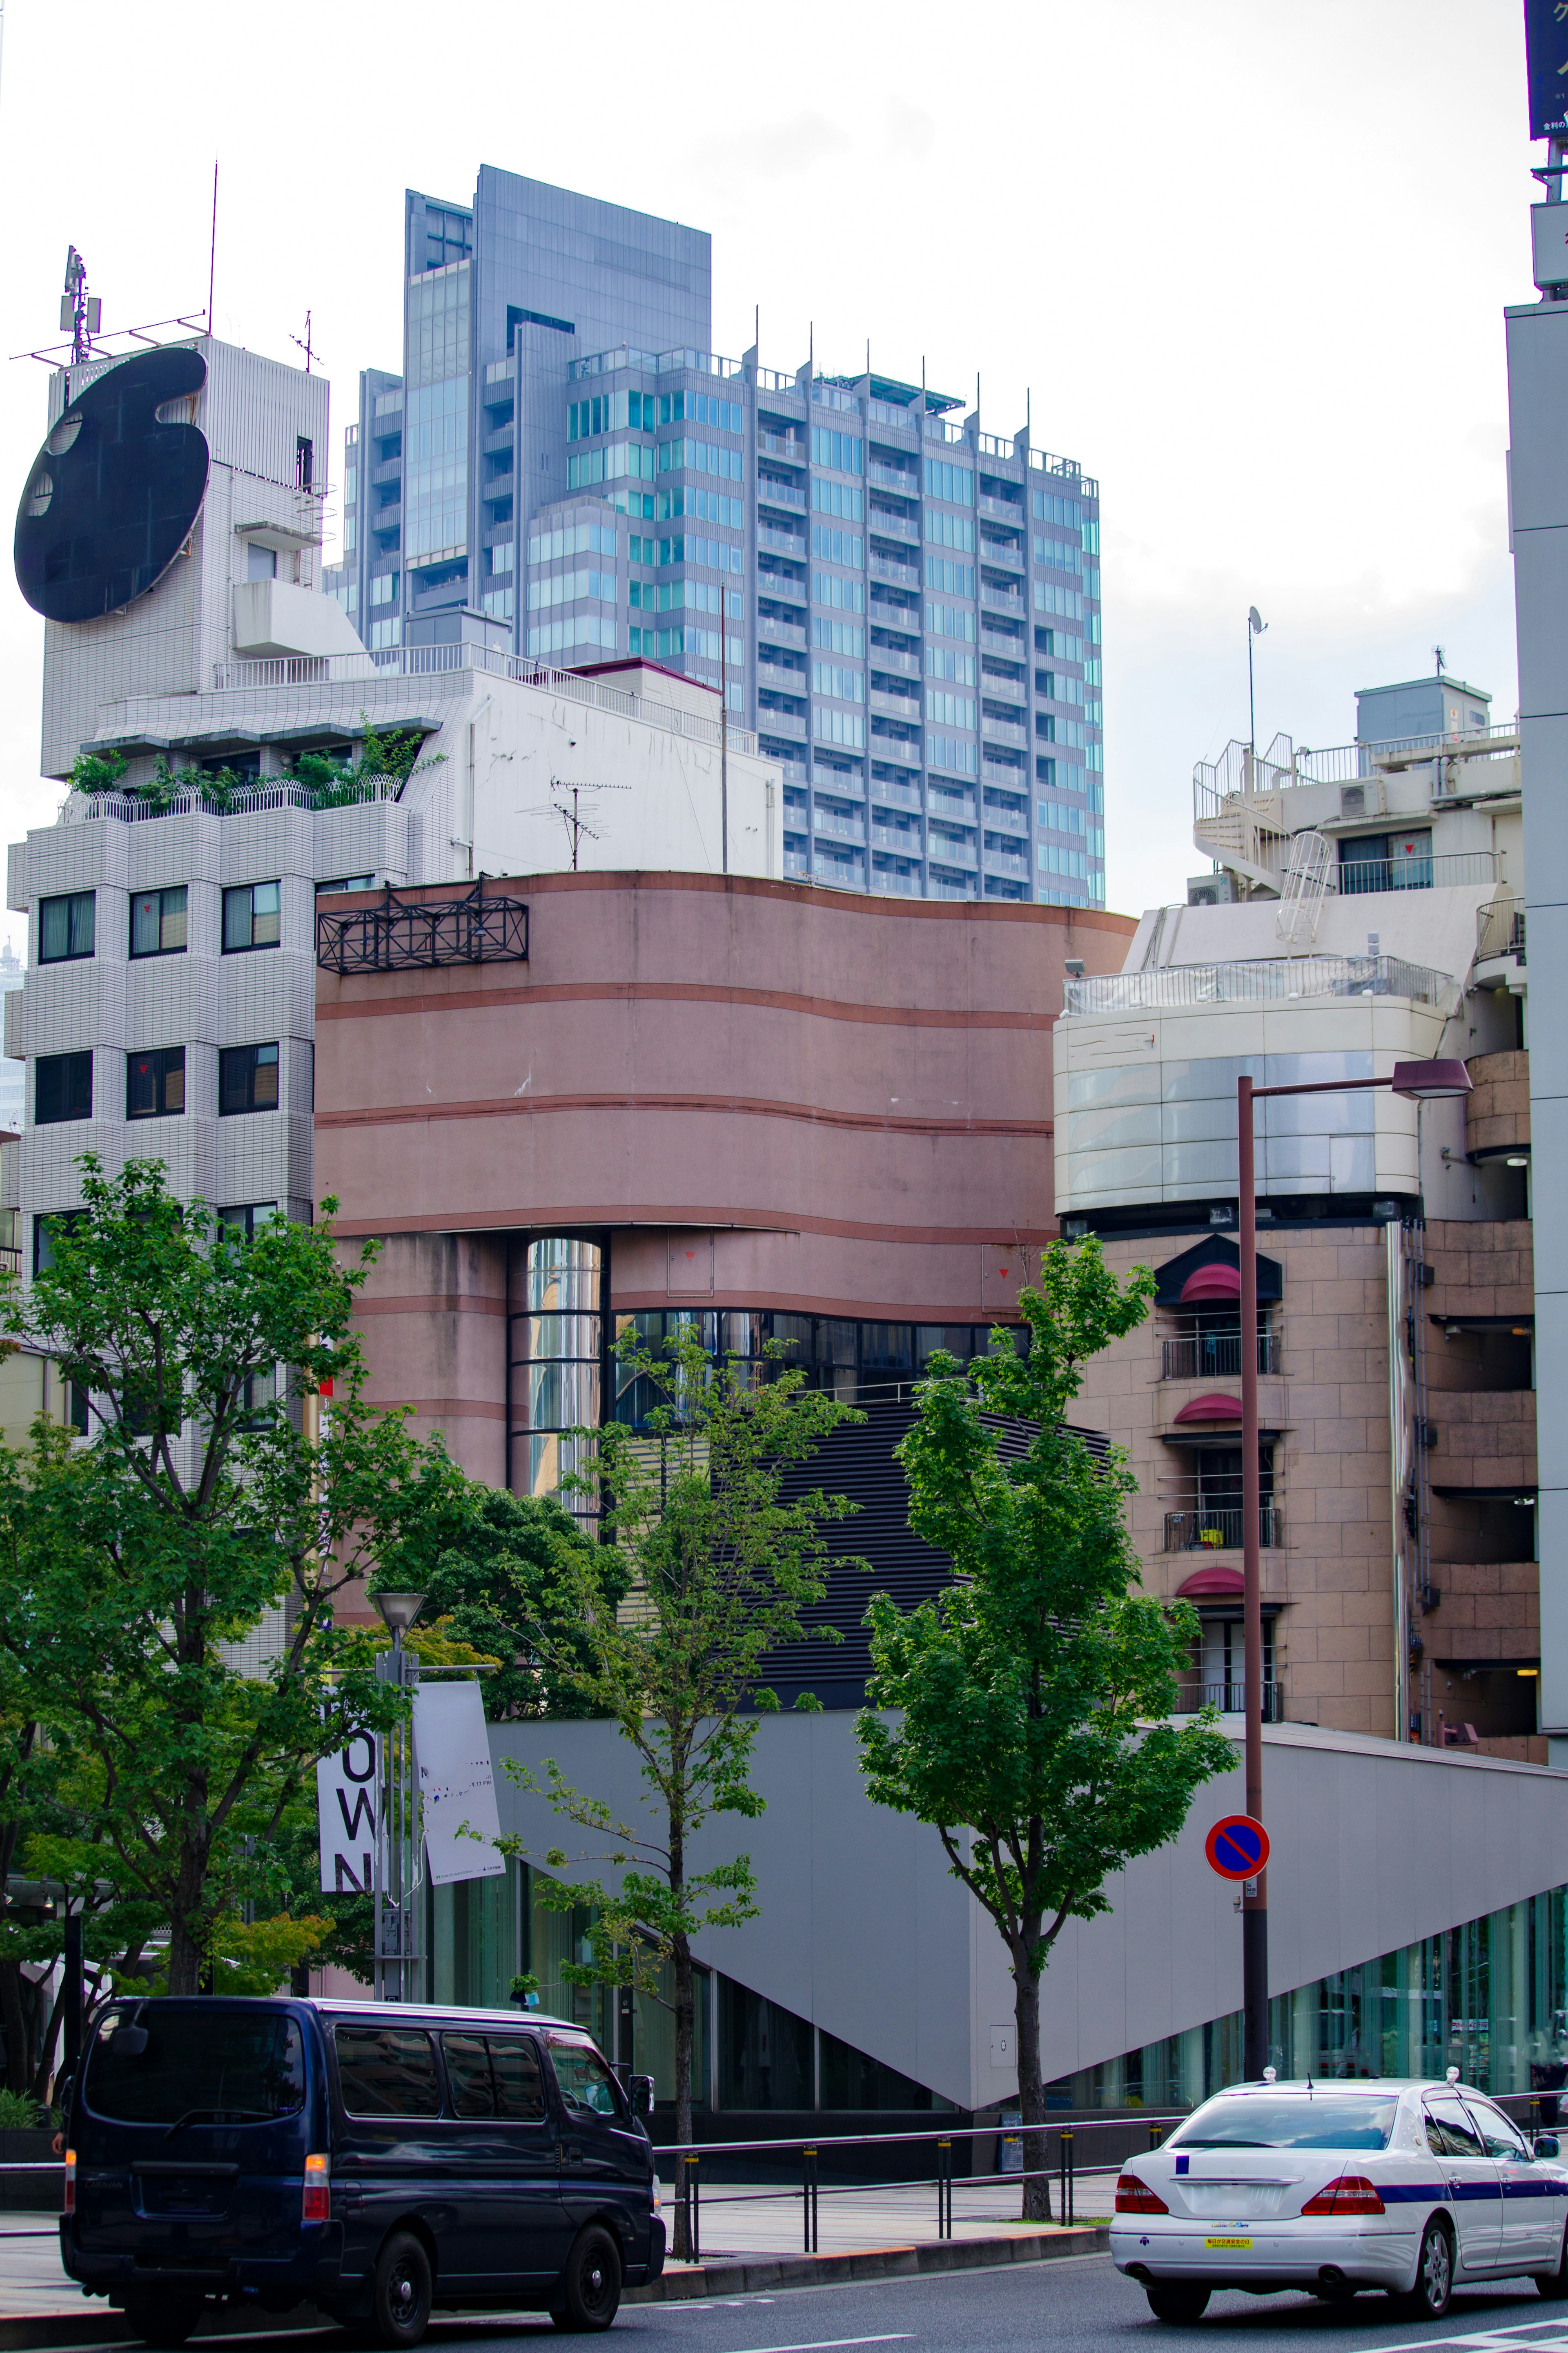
[{"x1": 60, "y1": 1996, "x2": 664, "y2": 2347}]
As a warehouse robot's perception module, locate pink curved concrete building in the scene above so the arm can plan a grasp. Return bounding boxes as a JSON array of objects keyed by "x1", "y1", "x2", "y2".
[{"x1": 313, "y1": 869, "x2": 1135, "y2": 1496}]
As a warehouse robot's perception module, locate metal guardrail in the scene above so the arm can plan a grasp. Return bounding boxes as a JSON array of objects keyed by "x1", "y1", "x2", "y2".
[
  {"x1": 1161, "y1": 1332, "x2": 1281, "y2": 1381},
  {"x1": 316, "y1": 881, "x2": 529, "y2": 975},
  {"x1": 653, "y1": 2115, "x2": 1185, "y2": 2257},
  {"x1": 1477, "y1": 899, "x2": 1527, "y2": 963},
  {"x1": 1338, "y1": 851, "x2": 1497, "y2": 894},
  {"x1": 1164, "y1": 1505, "x2": 1282, "y2": 1552},
  {"x1": 1174, "y1": 1680, "x2": 1284, "y2": 1722},
  {"x1": 1064, "y1": 951, "x2": 1457, "y2": 1015},
  {"x1": 62, "y1": 779, "x2": 402, "y2": 825}
]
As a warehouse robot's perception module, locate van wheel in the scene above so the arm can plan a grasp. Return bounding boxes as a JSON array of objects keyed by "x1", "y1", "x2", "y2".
[
  {"x1": 1145, "y1": 2286, "x2": 1210, "y2": 2322},
  {"x1": 365, "y1": 2231, "x2": 433, "y2": 2349},
  {"x1": 123, "y1": 2296, "x2": 204, "y2": 2348},
  {"x1": 551, "y1": 2225, "x2": 623, "y2": 2333}
]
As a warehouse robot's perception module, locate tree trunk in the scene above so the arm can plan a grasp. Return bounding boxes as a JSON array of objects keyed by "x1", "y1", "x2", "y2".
[
  {"x1": 0, "y1": 1959, "x2": 28, "y2": 2095},
  {"x1": 166, "y1": 1833, "x2": 210, "y2": 1996},
  {"x1": 1013, "y1": 1937, "x2": 1053, "y2": 2224}
]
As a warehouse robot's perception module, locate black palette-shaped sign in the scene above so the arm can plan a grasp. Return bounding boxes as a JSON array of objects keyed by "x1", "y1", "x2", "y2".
[{"x1": 14, "y1": 346, "x2": 209, "y2": 623}]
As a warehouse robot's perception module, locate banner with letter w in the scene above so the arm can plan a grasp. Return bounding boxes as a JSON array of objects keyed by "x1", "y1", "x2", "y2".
[{"x1": 317, "y1": 1732, "x2": 379, "y2": 1895}]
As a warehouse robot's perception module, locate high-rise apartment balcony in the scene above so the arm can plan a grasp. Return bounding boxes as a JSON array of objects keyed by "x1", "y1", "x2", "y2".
[
  {"x1": 871, "y1": 866, "x2": 920, "y2": 897},
  {"x1": 815, "y1": 811, "x2": 866, "y2": 845},
  {"x1": 871, "y1": 823, "x2": 921, "y2": 856},
  {"x1": 981, "y1": 627, "x2": 1025, "y2": 656},
  {"x1": 869, "y1": 461, "x2": 920, "y2": 494},
  {"x1": 928, "y1": 836, "x2": 978, "y2": 871},
  {"x1": 869, "y1": 602, "x2": 920, "y2": 640},
  {"x1": 871, "y1": 647, "x2": 921, "y2": 678},
  {"x1": 758, "y1": 432, "x2": 807, "y2": 465},
  {"x1": 758, "y1": 479, "x2": 806, "y2": 514},
  {"x1": 982, "y1": 715, "x2": 1027, "y2": 746},
  {"x1": 871, "y1": 558, "x2": 920, "y2": 589},
  {"x1": 983, "y1": 803, "x2": 1028, "y2": 834},
  {"x1": 1174, "y1": 1680, "x2": 1284, "y2": 1723},
  {"x1": 870, "y1": 512, "x2": 918, "y2": 544},
  {"x1": 1161, "y1": 1328, "x2": 1281, "y2": 1381},
  {"x1": 759, "y1": 525, "x2": 806, "y2": 558},
  {"x1": 759, "y1": 709, "x2": 807, "y2": 740},
  {"x1": 873, "y1": 781, "x2": 923, "y2": 815},
  {"x1": 1164, "y1": 1506, "x2": 1282, "y2": 1552},
  {"x1": 981, "y1": 583, "x2": 1024, "y2": 613},
  {"x1": 981, "y1": 540, "x2": 1025, "y2": 572},
  {"x1": 870, "y1": 689, "x2": 919, "y2": 719},
  {"x1": 980, "y1": 493, "x2": 1024, "y2": 522},
  {"x1": 983, "y1": 848, "x2": 1029, "y2": 881},
  {"x1": 783, "y1": 850, "x2": 812, "y2": 880},
  {"x1": 982, "y1": 671, "x2": 1025, "y2": 702},
  {"x1": 758, "y1": 616, "x2": 806, "y2": 650},
  {"x1": 929, "y1": 786, "x2": 976, "y2": 821}
]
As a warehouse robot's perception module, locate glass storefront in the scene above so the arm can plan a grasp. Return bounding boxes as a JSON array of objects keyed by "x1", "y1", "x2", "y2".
[{"x1": 1050, "y1": 1885, "x2": 1568, "y2": 2110}]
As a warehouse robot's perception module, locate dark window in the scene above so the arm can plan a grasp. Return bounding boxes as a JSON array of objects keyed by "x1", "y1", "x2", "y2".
[
  {"x1": 130, "y1": 885, "x2": 187, "y2": 958},
  {"x1": 218, "y1": 1203, "x2": 278, "y2": 1241},
  {"x1": 83, "y1": 2005, "x2": 305, "y2": 2126},
  {"x1": 39, "y1": 890, "x2": 94, "y2": 963},
  {"x1": 67, "y1": 1381, "x2": 89, "y2": 1436},
  {"x1": 440, "y1": 2033, "x2": 546, "y2": 2121},
  {"x1": 296, "y1": 435, "x2": 313, "y2": 491},
  {"x1": 127, "y1": 1046, "x2": 185, "y2": 1120},
  {"x1": 33, "y1": 1208, "x2": 83, "y2": 1275},
  {"x1": 223, "y1": 881, "x2": 281, "y2": 952},
  {"x1": 1427, "y1": 2097, "x2": 1488, "y2": 2158},
  {"x1": 36, "y1": 1051, "x2": 91, "y2": 1124},
  {"x1": 316, "y1": 875, "x2": 374, "y2": 898},
  {"x1": 219, "y1": 1043, "x2": 278, "y2": 1116},
  {"x1": 334, "y1": 2024, "x2": 441, "y2": 2117},
  {"x1": 546, "y1": 2032, "x2": 621, "y2": 2118}
]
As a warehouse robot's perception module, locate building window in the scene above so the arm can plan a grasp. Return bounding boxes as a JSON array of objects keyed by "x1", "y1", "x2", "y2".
[
  {"x1": 36, "y1": 1051, "x2": 92, "y2": 1125},
  {"x1": 223, "y1": 881, "x2": 281, "y2": 952},
  {"x1": 38, "y1": 890, "x2": 95, "y2": 964},
  {"x1": 33, "y1": 1207, "x2": 83, "y2": 1275},
  {"x1": 130, "y1": 885, "x2": 187, "y2": 959},
  {"x1": 316, "y1": 875, "x2": 374, "y2": 897},
  {"x1": 219, "y1": 1043, "x2": 279, "y2": 1116},
  {"x1": 246, "y1": 542, "x2": 277, "y2": 581},
  {"x1": 219, "y1": 1202, "x2": 279, "y2": 1241},
  {"x1": 127, "y1": 1046, "x2": 185, "y2": 1120}
]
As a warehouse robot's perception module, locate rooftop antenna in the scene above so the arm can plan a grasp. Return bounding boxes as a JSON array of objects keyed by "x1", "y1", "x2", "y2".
[
  {"x1": 206, "y1": 160, "x2": 218, "y2": 338},
  {"x1": 1433, "y1": 644, "x2": 1446, "y2": 677},
  {"x1": 518, "y1": 778, "x2": 631, "y2": 872},
  {"x1": 1247, "y1": 606, "x2": 1268, "y2": 754},
  {"x1": 61, "y1": 248, "x2": 100, "y2": 365},
  {"x1": 290, "y1": 309, "x2": 320, "y2": 374}
]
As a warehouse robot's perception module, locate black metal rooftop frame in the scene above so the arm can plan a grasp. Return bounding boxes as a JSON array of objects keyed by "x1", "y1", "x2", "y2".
[{"x1": 316, "y1": 878, "x2": 528, "y2": 975}]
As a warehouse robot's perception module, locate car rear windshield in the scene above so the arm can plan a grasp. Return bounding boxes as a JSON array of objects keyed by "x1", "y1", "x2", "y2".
[
  {"x1": 1172, "y1": 2094, "x2": 1399, "y2": 2150},
  {"x1": 84, "y1": 2007, "x2": 306, "y2": 2127}
]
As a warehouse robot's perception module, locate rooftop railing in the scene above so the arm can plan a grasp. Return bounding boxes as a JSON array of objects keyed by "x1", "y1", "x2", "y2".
[
  {"x1": 1195, "y1": 723, "x2": 1521, "y2": 817},
  {"x1": 200, "y1": 647, "x2": 756, "y2": 756},
  {"x1": 61, "y1": 778, "x2": 403, "y2": 825},
  {"x1": 1063, "y1": 950, "x2": 1457, "y2": 1015},
  {"x1": 1477, "y1": 897, "x2": 1527, "y2": 962}
]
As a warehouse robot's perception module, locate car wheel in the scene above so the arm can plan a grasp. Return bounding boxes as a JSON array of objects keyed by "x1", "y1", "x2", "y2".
[
  {"x1": 1145, "y1": 2285, "x2": 1211, "y2": 2323},
  {"x1": 1397, "y1": 2219, "x2": 1454, "y2": 2320},
  {"x1": 122, "y1": 2296, "x2": 205, "y2": 2348},
  {"x1": 551, "y1": 2225, "x2": 623, "y2": 2333},
  {"x1": 1535, "y1": 2226, "x2": 1568, "y2": 2298},
  {"x1": 364, "y1": 2231, "x2": 433, "y2": 2349}
]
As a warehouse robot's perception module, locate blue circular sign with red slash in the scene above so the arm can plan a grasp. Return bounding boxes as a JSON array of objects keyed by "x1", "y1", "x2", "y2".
[{"x1": 1206, "y1": 1815, "x2": 1270, "y2": 1880}]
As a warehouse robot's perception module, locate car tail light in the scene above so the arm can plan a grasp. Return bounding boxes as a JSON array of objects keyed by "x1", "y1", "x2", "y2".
[
  {"x1": 63, "y1": 2149, "x2": 76, "y2": 2218},
  {"x1": 1302, "y1": 2174, "x2": 1385, "y2": 2215},
  {"x1": 1116, "y1": 2172, "x2": 1170, "y2": 2214},
  {"x1": 302, "y1": 2153, "x2": 330, "y2": 2224}
]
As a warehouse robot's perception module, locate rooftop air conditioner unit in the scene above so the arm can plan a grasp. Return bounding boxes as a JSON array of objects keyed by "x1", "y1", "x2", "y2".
[{"x1": 1187, "y1": 873, "x2": 1234, "y2": 907}]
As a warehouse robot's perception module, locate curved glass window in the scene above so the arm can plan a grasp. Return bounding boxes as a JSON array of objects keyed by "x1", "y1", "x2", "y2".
[{"x1": 508, "y1": 1238, "x2": 602, "y2": 1515}]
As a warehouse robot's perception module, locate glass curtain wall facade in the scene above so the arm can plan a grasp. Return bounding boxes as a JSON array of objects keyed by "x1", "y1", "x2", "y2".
[
  {"x1": 332, "y1": 168, "x2": 1105, "y2": 908},
  {"x1": 507, "y1": 1237, "x2": 604, "y2": 1512}
]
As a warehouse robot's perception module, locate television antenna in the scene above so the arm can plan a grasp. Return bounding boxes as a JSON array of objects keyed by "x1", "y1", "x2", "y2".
[
  {"x1": 517, "y1": 778, "x2": 631, "y2": 872},
  {"x1": 61, "y1": 248, "x2": 100, "y2": 365},
  {"x1": 290, "y1": 309, "x2": 321, "y2": 374}
]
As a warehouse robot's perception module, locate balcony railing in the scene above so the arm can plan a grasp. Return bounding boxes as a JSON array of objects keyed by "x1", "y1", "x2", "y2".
[
  {"x1": 869, "y1": 602, "x2": 920, "y2": 636},
  {"x1": 758, "y1": 526, "x2": 806, "y2": 557},
  {"x1": 871, "y1": 689, "x2": 920, "y2": 719},
  {"x1": 758, "y1": 433, "x2": 807, "y2": 465},
  {"x1": 872, "y1": 649, "x2": 922, "y2": 678},
  {"x1": 928, "y1": 837, "x2": 978, "y2": 871},
  {"x1": 1162, "y1": 1332, "x2": 1282, "y2": 1380},
  {"x1": 984, "y1": 849, "x2": 1029, "y2": 879},
  {"x1": 871, "y1": 823, "x2": 922, "y2": 855},
  {"x1": 870, "y1": 513, "x2": 919, "y2": 544},
  {"x1": 65, "y1": 778, "x2": 403, "y2": 825},
  {"x1": 869, "y1": 462, "x2": 919, "y2": 494},
  {"x1": 758, "y1": 481, "x2": 807, "y2": 515},
  {"x1": 871, "y1": 558, "x2": 920, "y2": 588},
  {"x1": 981, "y1": 584, "x2": 1024, "y2": 612},
  {"x1": 1337, "y1": 850, "x2": 1497, "y2": 895},
  {"x1": 873, "y1": 782, "x2": 923, "y2": 815},
  {"x1": 1476, "y1": 898, "x2": 1526, "y2": 962},
  {"x1": 1174, "y1": 1681, "x2": 1284, "y2": 1722},
  {"x1": 1164, "y1": 1506, "x2": 1281, "y2": 1552},
  {"x1": 1064, "y1": 950, "x2": 1457, "y2": 1015}
]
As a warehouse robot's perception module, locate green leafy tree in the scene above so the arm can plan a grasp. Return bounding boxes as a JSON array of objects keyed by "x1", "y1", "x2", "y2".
[
  {"x1": 65, "y1": 717, "x2": 439, "y2": 816},
  {"x1": 413, "y1": 1487, "x2": 625, "y2": 1721},
  {"x1": 0, "y1": 1158, "x2": 475, "y2": 1997},
  {"x1": 857, "y1": 1240, "x2": 1233, "y2": 2221},
  {"x1": 499, "y1": 1329, "x2": 865, "y2": 2242}
]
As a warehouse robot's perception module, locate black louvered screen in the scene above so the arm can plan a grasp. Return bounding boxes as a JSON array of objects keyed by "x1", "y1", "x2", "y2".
[{"x1": 760, "y1": 1396, "x2": 1107, "y2": 1709}]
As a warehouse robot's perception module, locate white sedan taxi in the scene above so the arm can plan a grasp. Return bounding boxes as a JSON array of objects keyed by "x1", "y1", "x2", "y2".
[{"x1": 1111, "y1": 2076, "x2": 1568, "y2": 2322}]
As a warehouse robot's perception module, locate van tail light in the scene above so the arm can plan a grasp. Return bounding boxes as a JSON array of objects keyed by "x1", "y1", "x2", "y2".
[
  {"x1": 1301, "y1": 2175, "x2": 1385, "y2": 2215},
  {"x1": 63, "y1": 2149, "x2": 76, "y2": 2218},
  {"x1": 302, "y1": 2153, "x2": 330, "y2": 2224},
  {"x1": 1116, "y1": 2172, "x2": 1170, "y2": 2214}
]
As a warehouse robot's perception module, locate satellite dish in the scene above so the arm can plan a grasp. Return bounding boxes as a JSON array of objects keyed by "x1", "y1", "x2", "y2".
[
  {"x1": 14, "y1": 346, "x2": 209, "y2": 623},
  {"x1": 1247, "y1": 606, "x2": 1265, "y2": 635}
]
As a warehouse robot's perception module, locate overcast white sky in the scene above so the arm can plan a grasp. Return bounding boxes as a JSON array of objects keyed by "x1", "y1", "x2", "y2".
[{"x1": 0, "y1": 0, "x2": 1541, "y2": 932}]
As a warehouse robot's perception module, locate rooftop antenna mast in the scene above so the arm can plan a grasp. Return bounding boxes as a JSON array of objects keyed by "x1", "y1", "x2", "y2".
[
  {"x1": 518, "y1": 778, "x2": 631, "y2": 872},
  {"x1": 61, "y1": 248, "x2": 100, "y2": 366},
  {"x1": 290, "y1": 309, "x2": 320, "y2": 374},
  {"x1": 206, "y1": 161, "x2": 218, "y2": 337}
]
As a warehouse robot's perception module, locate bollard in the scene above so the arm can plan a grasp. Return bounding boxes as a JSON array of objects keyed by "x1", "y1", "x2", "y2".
[
  {"x1": 802, "y1": 2145, "x2": 819, "y2": 2255},
  {"x1": 1060, "y1": 2126, "x2": 1075, "y2": 2226},
  {"x1": 937, "y1": 2137, "x2": 952, "y2": 2239},
  {"x1": 1148, "y1": 2121, "x2": 1165, "y2": 2151},
  {"x1": 682, "y1": 2152, "x2": 700, "y2": 2264}
]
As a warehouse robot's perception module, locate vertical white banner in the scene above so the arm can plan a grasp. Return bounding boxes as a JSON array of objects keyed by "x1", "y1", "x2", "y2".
[
  {"x1": 413, "y1": 1679, "x2": 506, "y2": 1887},
  {"x1": 316, "y1": 1731, "x2": 379, "y2": 1894}
]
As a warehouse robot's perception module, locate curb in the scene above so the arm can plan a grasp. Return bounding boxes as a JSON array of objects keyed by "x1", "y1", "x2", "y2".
[
  {"x1": 625, "y1": 2224, "x2": 1111, "y2": 2300},
  {"x1": 0, "y1": 2229, "x2": 1111, "y2": 2350}
]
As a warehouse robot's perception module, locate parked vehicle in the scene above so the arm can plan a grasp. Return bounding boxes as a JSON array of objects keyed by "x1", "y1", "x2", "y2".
[
  {"x1": 1111, "y1": 2076, "x2": 1568, "y2": 2322},
  {"x1": 59, "y1": 1996, "x2": 663, "y2": 2347}
]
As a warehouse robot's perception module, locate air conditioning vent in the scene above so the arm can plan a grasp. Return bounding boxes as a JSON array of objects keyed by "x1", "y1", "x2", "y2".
[{"x1": 1341, "y1": 783, "x2": 1366, "y2": 818}]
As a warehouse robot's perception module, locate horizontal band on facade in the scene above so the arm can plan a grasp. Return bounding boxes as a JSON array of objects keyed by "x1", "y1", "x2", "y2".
[
  {"x1": 349, "y1": 865, "x2": 1135, "y2": 935},
  {"x1": 317, "y1": 979, "x2": 1057, "y2": 1033},
  {"x1": 316, "y1": 1092, "x2": 1054, "y2": 1140},
  {"x1": 610, "y1": 1288, "x2": 1027, "y2": 1322},
  {"x1": 330, "y1": 1204, "x2": 1062, "y2": 1247},
  {"x1": 352, "y1": 1293, "x2": 508, "y2": 1317},
  {"x1": 366, "y1": 1396, "x2": 508, "y2": 1420}
]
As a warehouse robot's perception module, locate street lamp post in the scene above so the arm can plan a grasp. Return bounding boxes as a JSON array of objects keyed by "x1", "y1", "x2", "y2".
[{"x1": 1235, "y1": 1055, "x2": 1470, "y2": 2079}]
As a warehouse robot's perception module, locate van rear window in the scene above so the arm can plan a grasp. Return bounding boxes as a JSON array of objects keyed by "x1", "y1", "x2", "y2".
[
  {"x1": 84, "y1": 2008, "x2": 305, "y2": 2127},
  {"x1": 334, "y1": 2025, "x2": 441, "y2": 2116}
]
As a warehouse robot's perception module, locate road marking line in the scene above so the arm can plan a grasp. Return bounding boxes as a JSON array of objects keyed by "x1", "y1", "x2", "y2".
[{"x1": 715, "y1": 2336, "x2": 913, "y2": 2353}]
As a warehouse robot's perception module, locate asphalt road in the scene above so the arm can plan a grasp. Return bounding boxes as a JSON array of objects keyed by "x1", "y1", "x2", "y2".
[{"x1": 454, "y1": 2256, "x2": 1568, "y2": 2353}]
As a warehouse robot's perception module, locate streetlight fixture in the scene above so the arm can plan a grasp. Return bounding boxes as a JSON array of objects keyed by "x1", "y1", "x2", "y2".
[
  {"x1": 372, "y1": 1589, "x2": 426, "y2": 1650},
  {"x1": 1236, "y1": 1054, "x2": 1470, "y2": 2078}
]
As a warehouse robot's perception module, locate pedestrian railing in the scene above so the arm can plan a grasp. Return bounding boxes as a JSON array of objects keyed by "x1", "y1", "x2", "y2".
[{"x1": 652, "y1": 2114, "x2": 1187, "y2": 2261}]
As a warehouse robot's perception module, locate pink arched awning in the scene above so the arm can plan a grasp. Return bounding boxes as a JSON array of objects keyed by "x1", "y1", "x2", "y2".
[
  {"x1": 1173, "y1": 1392, "x2": 1245, "y2": 1425},
  {"x1": 1176, "y1": 1565, "x2": 1246, "y2": 1600},
  {"x1": 1180, "y1": 1264, "x2": 1242, "y2": 1303}
]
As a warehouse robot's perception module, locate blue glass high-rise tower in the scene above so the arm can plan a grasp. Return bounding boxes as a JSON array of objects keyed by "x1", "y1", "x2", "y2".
[{"x1": 326, "y1": 166, "x2": 1104, "y2": 907}]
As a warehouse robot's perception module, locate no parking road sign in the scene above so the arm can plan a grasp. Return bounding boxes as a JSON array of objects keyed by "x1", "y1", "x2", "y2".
[{"x1": 1206, "y1": 1814, "x2": 1270, "y2": 1881}]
